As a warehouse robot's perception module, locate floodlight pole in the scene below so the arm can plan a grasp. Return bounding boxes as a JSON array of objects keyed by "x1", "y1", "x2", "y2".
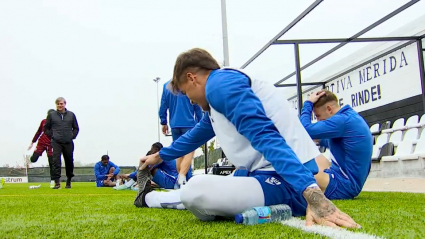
[
  {"x1": 204, "y1": 143, "x2": 208, "y2": 174},
  {"x1": 417, "y1": 40, "x2": 425, "y2": 113},
  {"x1": 221, "y1": 0, "x2": 230, "y2": 67},
  {"x1": 294, "y1": 43, "x2": 303, "y2": 116},
  {"x1": 153, "y1": 77, "x2": 161, "y2": 142}
]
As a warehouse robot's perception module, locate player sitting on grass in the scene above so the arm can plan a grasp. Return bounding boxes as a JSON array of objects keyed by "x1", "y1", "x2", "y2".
[
  {"x1": 299, "y1": 90, "x2": 373, "y2": 200},
  {"x1": 134, "y1": 48, "x2": 360, "y2": 229},
  {"x1": 94, "y1": 155, "x2": 121, "y2": 187},
  {"x1": 115, "y1": 142, "x2": 193, "y2": 190},
  {"x1": 115, "y1": 151, "x2": 154, "y2": 191}
]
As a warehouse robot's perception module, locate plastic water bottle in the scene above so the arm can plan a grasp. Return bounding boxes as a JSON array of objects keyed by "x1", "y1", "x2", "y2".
[
  {"x1": 235, "y1": 204, "x2": 292, "y2": 225},
  {"x1": 29, "y1": 185, "x2": 41, "y2": 189}
]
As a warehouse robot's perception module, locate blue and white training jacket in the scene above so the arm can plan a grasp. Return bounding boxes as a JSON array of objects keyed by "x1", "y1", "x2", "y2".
[
  {"x1": 158, "y1": 69, "x2": 321, "y2": 195},
  {"x1": 300, "y1": 102, "x2": 373, "y2": 197},
  {"x1": 159, "y1": 80, "x2": 203, "y2": 129}
]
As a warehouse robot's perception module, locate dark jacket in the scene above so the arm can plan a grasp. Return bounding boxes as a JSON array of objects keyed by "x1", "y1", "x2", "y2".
[{"x1": 44, "y1": 109, "x2": 79, "y2": 144}]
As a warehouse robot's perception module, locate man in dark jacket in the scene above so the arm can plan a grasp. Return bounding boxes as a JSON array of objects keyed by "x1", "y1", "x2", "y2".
[{"x1": 44, "y1": 97, "x2": 80, "y2": 189}]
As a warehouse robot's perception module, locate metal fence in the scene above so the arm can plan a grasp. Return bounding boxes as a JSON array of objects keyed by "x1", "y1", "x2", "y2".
[{"x1": 193, "y1": 148, "x2": 223, "y2": 170}]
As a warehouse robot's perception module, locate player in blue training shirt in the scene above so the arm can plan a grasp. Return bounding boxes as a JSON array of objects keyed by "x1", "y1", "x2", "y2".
[
  {"x1": 94, "y1": 155, "x2": 121, "y2": 187},
  {"x1": 159, "y1": 79, "x2": 202, "y2": 188},
  {"x1": 135, "y1": 48, "x2": 360, "y2": 229},
  {"x1": 117, "y1": 142, "x2": 192, "y2": 190},
  {"x1": 299, "y1": 90, "x2": 373, "y2": 200}
]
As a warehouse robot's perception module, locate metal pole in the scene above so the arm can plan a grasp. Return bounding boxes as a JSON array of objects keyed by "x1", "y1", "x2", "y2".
[
  {"x1": 204, "y1": 143, "x2": 208, "y2": 174},
  {"x1": 221, "y1": 0, "x2": 230, "y2": 67},
  {"x1": 417, "y1": 40, "x2": 425, "y2": 113},
  {"x1": 294, "y1": 43, "x2": 303, "y2": 116},
  {"x1": 240, "y1": 0, "x2": 323, "y2": 69},
  {"x1": 273, "y1": 36, "x2": 420, "y2": 44},
  {"x1": 275, "y1": 82, "x2": 326, "y2": 88},
  {"x1": 274, "y1": 0, "x2": 420, "y2": 86},
  {"x1": 157, "y1": 82, "x2": 159, "y2": 142},
  {"x1": 153, "y1": 77, "x2": 161, "y2": 142},
  {"x1": 286, "y1": 39, "x2": 421, "y2": 101}
]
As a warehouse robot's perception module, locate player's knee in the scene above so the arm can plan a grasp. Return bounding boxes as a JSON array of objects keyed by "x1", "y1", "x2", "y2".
[
  {"x1": 181, "y1": 175, "x2": 208, "y2": 209},
  {"x1": 315, "y1": 154, "x2": 331, "y2": 171}
]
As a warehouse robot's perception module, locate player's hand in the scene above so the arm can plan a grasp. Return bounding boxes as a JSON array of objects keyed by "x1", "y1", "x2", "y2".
[
  {"x1": 308, "y1": 91, "x2": 326, "y2": 104},
  {"x1": 28, "y1": 143, "x2": 34, "y2": 151},
  {"x1": 139, "y1": 152, "x2": 163, "y2": 170},
  {"x1": 303, "y1": 187, "x2": 361, "y2": 228},
  {"x1": 162, "y1": 125, "x2": 169, "y2": 135}
]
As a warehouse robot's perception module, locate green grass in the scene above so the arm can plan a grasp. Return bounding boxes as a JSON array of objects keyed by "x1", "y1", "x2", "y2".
[{"x1": 0, "y1": 183, "x2": 424, "y2": 239}]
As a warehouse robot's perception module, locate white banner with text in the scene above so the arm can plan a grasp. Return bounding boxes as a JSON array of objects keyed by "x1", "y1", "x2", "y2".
[{"x1": 289, "y1": 44, "x2": 422, "y2": 121}]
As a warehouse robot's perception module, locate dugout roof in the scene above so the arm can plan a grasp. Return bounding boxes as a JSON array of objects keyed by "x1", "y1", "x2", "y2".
[{"x1": 239, "y1": 0, "x2": 425, "y2": 114}]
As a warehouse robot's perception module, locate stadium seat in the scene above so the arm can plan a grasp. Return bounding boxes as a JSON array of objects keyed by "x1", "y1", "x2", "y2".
[
  {"x1": 403, "y1": 128, "x2": 419, "y2": 142},
  {"x1": 372, "y1": 142, "x2": 394, "y2": 162},
  {"x1": 408, "y1": 114, "x2": 425, "y2": 129},
  {"x1": 389, "y1": 130, "x2": 403, "y2": 146},
  {"x1": 370, "y1": 123, "x2": 380, "y2": 135},
  {"x1": 375, "y1": 133, "x2": 389, "y2": 149},
  {"x1": 382, "y1": 118, "x2": 405, "y2": 133},
  {"x1": 399, "y1": 139, "x2": 425, "y2": 160},
  {"x1": 380, "y1": 121, "x2": 391, "y2": 131},
  {"x1": 413, "y1": 129, "x2": 425, "y2": 144},
  {"x1": 403, "y1": 115, "x2": 419, "y2": 130},
  {"x1": 381, "y1": 140, "x2": 413, "y2": 162},
  {"x1": 371, "y1": 145, "x2": 380, "y2": 161}
]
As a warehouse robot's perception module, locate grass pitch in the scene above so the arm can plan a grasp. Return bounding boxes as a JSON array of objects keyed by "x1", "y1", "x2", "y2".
[{"x1": 0, "y1": 182, "x2": 424, "y2": 238}]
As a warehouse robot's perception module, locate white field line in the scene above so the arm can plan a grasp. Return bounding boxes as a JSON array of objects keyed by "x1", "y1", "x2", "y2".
[{"x1": 281, "y1": 217, "x2": 384, "y2": 239}]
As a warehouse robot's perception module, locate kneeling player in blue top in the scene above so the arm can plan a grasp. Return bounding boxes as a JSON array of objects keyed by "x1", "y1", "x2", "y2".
[
  {"x1": 134, "y1": 48, "x2": 360, "y2": 229},
  {"x1": 299, "y1": 90, "x2": 373, "y2": 200},
  {"x1": 94, "y1": 155, "x2": 121, "y2": 187},
  {"x1": 117, "y1": 142, "x2": 192, "y2": 190},
  {"x1": 149, "y1": 143, "x2": 193, "y2": 189}
]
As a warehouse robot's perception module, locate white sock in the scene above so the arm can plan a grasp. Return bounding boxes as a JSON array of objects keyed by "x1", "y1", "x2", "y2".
[
  {"x1": 124, "y1": 179, "x2": 135, "y2": 187},
  {"x1": 145, "y1": 190, "x2": 186, "y2": 210}
]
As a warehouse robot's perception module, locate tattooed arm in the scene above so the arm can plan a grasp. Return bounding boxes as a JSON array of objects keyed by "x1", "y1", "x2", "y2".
[{"x1": 303, "y1": 186, "x2": 361, "y2": 228}]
